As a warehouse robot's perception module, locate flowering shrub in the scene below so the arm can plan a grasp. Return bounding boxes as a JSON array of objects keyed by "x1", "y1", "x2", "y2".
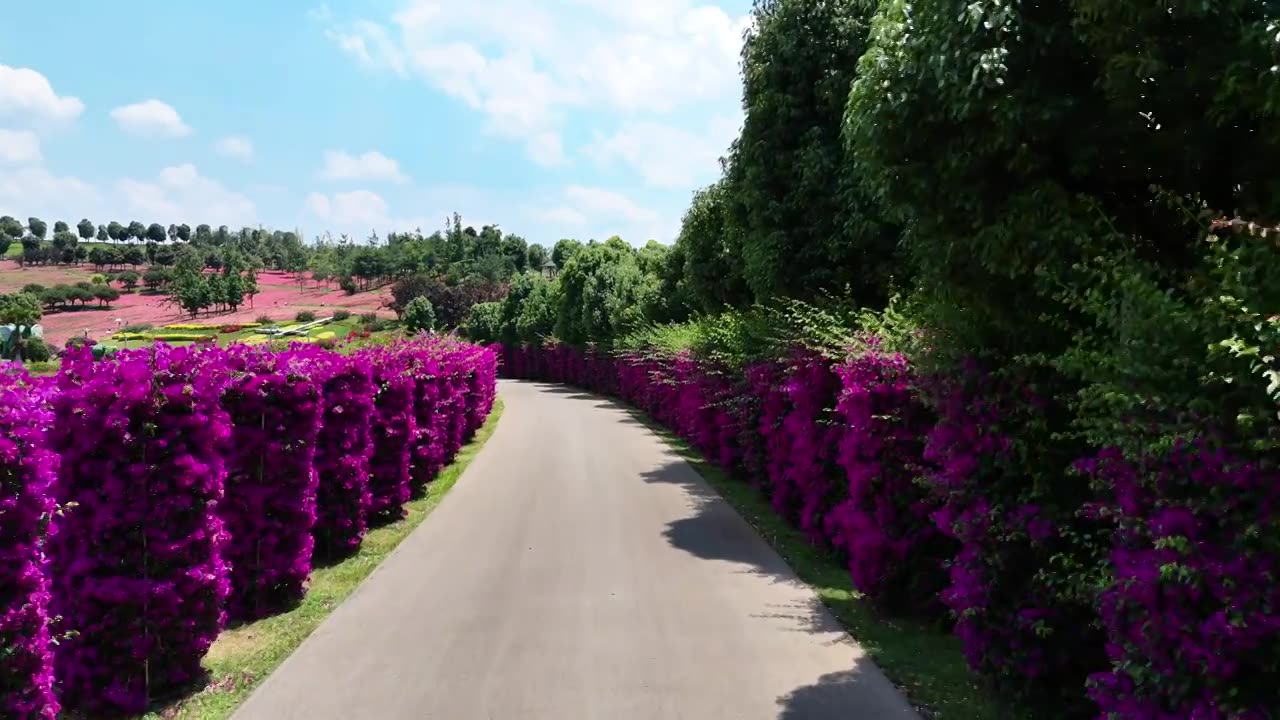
[
  {"x1": 218, "y1": 346, "x2": 324, "y2": 621},
  {"x1": 47, "y1": 345, "x2": 232, "y2": 716},
  {"x1": 359, "y1": 346, "x2": 417, "y2": 524},
  {"x1": 308, "y1": 352, "x2": 377, "y2": 561},
  {"x1": 1078, "y1": 443, "x2": 1280, "y2": 719},
  {"x1": 0, "y1": 370, "x2": 59, "y2": 719},
  {"x1": 922, "y1": 368, "x2": 1104, "y2": 714},
  {"x1": 773, "y1": 349, "x2": 844, "y2": 543},
  {"x1": 824, "y1": 346, "x2": 953, "y2": 615}
]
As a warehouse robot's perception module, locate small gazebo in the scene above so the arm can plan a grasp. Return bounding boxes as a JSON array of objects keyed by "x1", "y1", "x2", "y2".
[{"x1": 541, "y1": 259, "x2": 557, "y2": 279}]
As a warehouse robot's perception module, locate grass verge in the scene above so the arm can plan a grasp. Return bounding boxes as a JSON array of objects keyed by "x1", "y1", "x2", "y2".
[
  {"x1": 625, "y1": 408, "x2": 1027, "y2": 720},
  {"x1": 142, "y1": 397, "x2": 505, "y2": 720}
]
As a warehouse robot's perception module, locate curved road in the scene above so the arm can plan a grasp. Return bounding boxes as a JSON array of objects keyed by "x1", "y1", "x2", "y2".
[{"x1": 233, "y1": 380, "x2": 918, "y2": 719}]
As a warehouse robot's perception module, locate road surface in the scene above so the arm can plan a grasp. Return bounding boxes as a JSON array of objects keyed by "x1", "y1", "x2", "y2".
[{"x1": 233, "y1": 380, "x2": 919, "y2": 719}]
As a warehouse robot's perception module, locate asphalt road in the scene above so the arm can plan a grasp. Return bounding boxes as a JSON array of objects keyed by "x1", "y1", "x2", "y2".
[{"x1": 233, "y1": 379, "x2": 919, "y2": 720}]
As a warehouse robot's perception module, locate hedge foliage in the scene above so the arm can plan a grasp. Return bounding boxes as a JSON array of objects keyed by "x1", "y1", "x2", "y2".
[
  {"x1": 0, "y1": 336, "x2": 496, "y2": 715},
  {"x1": 0, "y1": 370, "x2": 59, "y2": 719}
]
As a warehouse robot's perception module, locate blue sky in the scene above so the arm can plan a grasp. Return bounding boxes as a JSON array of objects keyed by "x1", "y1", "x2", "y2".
[{"x1": 0, "y1": 0, "x2": 751, "y2": 247}]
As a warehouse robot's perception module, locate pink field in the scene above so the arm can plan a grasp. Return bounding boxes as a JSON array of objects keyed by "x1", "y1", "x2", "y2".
[{"x1": 0, "y1": 260, "x2": 392, "y2": 346}]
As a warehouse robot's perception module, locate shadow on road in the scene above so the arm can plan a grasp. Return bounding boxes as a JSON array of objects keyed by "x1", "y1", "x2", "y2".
[{"x1": 776, "y1": 669, "x2": 919, "y2": 719}]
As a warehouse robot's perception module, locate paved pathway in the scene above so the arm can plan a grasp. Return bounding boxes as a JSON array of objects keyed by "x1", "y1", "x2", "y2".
[{"x1": 233, "y1": 380, "x2": 918, "y2": 719}]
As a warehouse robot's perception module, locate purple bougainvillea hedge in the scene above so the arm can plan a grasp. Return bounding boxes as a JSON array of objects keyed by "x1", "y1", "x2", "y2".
[
  {"x1": 1, "y1": 336, "x2": 497, "y2": 715},
  {"x1": 495, "y1": 340, "x2": 1280, "y2": 718},
  {"x1": 0, "y1": 370, "x2": 60, "y2": 719}
]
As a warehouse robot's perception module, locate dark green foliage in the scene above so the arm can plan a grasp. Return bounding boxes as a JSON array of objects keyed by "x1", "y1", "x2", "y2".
[
  {"x1": 721, "y1": 0, "x2": 901, "y2": 306},
  {"x1": 295, "y1": 310, "x2": 317, "y2": 323},
  {"x1": 462, "y1": 301, "x2": 503, "y2": 344},
  {"x1": 676, "y1": 181, "x2": 751, "y2": 313},
  {"x1": 402, "y1": 297, "x2": 436, "y2": 334},
  {"x1": 555, "y1": 237, "x2": 656, "y2": 346},
  {"x1": 331, "y1": 309, "x2": 351, "y2": 322},
  {"x1": 0, "y1": 292, "x2": 43, "y2": 326}
]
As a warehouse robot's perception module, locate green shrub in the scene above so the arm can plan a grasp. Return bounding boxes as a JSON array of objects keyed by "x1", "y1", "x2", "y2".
[
  {"x1": 331, "y1": 309, "x2": 351, "y2": 322},
  {"x1": 462, "y1": 301, "x2": 502, "y2": 344},
  {"x1": 358, "y1": 312, "x2": 379, "y2": 325},
  {"x1": 402, "y1": 297, "x2": 436, "y2": 334},
  {"x1": 121, "y1": 323, "x2": 153, "y2": 333},
  {"x1": 255, "y1": 314, "x2": 274, "y2": 325},
  {"x1": 22, "y1": 337, "x2": 52, "y2": 362},
  {"x1": 295, "y1": 310, "x2": 317, "y2": 322}
]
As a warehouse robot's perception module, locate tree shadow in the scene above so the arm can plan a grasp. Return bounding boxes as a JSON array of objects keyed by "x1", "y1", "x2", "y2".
[{"x1": 776, "y1": 669, "x2": 920, "y2": 719}]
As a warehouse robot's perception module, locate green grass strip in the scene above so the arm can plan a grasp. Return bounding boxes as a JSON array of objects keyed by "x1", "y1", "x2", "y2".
[
  {"x1": 626, "y1": 407, "x2": 1028, "y2": 720},
  {"x1": 141, "y1": 397, "x2": 505, "y2": 720}
]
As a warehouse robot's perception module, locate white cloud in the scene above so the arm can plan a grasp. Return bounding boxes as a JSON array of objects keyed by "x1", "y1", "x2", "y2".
[
  {"x1": 0, "y1": 129, "x2": 42, "y2": 165},
  {"x1": 216, "y1": 135, "x2": 254, "y2": 160},
  {"x1": 320, "y1": 150, "x2": 409, "y2": 183},
  {"x1": 586, "y1": 115, "x2": 739, "y2": 188},
  {"x1": 526, "y1": 132, "x2": 565, "y2": 167},
  {"x1": 0, "y1": 166, "x2": 101, "y2": 220},
  {"x1": 0, "y1": 65, "x2": 85, "y2": 123},
  {"x1": 116, "y1": 164, "x2": 255, "y2": 226},
  {"x1": 306, "y1": 189, "x2": 389, "y2": 226},
  {"x1": 315, "y1": 0, "x2": 749, "y2": 168},
  {"x1": 110, "y1": 100, "x2": 193, "y2": 138},
  {"x1": 532, "y1": 185, "x2": 673, "y2": 244}
]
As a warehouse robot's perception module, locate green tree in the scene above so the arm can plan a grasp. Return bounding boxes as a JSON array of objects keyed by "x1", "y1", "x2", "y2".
[
  {"x1": 403, "y1": 296, "x2": 436, "y2": 333},
  {"x1": 123, "y1": 246, "x2": 146, "y2": 267},
  {"x1": 677, "y1": 181, "x2": 752, "y2": 313},
  {"x1": 92, "y1": 284, "x2": 120, "y2": 306},
  {"x1": 462, "y1": 301, "x2": 503, "y2": 343},
  {"x1": 176, "y1": 223, "x2": 192, "y2": 242},
  {"x1": 0, "y1": 216, "x2": 24, "y2": 240},
  {"x1": 515, "y1": 276, "x2": 560, "y2": 342},
  {"x1": 146, "y1": 222, "x2": 167, "y2": 244},
  {"x1": 77, "y1": 218, "x2": 95, "y2": 241},
  {"x1": 724, "y1": 0, "x2": 898, "y2": 306},
  {"x1": 551, "y1": 238, "x2": 582, "y2": 269},
  {"x1": 555, "y1": 238, "x2": 653, "y2": 345},
  {"x1": 52, "y1": 221, "x2": 68, "y2": 234},
  {"x1": 526, "y1": 243, "x2": 549, "y2": 273},
  {"x1": 117, "y1": 270, "x2": 140, "y2": 290},
  {"x1": 96, "y1": 225, "x2": 108, "y2": 243},
  {"x1": 127, "y1": 221, "x2": 147, "y2": 244},
  {"x1": 106, "y1": 221, "x2": 125, "y2": 244},
  {"x1": 27, "y1": 217, "x2": 47, "y2": 239},
  {"x1": 0, "y1": 292, "x2": 42, "y2": 325}
]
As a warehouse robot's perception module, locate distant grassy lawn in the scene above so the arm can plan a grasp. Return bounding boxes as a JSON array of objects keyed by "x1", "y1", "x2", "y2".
[
  {"x1": 142, "y1": 397, "x2": 505, "y2": 720},
  {"x1": 631, "y1": 412, "x2": 1028, "y2": 720}
]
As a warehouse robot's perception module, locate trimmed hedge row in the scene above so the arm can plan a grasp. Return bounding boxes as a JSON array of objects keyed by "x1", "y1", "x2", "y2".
[
  {"x1": 0, "y1": 370, "x2": 59, "y2": 719},
  {"x1": 496, "y1": 341, "x2": 1280, "y2": 719},
  {"x1": 0, "y1": 335, "x2": 496, "y2": 716}
]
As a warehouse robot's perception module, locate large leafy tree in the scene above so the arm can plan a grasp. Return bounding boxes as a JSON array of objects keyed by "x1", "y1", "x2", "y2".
[
  {"x1": 77, "y1": 218, "x2": 94, "y2": 241},
  {"x1": 844, "y1": 0, "x2": 1280, "y2": 362},
  {"x1": 555, "y1": 237, "x2": 655, "y2": 345},
  {"x1": 725, "y1": 0, "x2": 899, "y2": 307},
  {"x1": 676, "y1": 181, "x2": 751, "y2": 313},
  {"x1": 27, "y1": 217, "x2": 47, "y2": 240},
  {"x1": 550, "y1": 238, "x2": 582, "y2": 270}
]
